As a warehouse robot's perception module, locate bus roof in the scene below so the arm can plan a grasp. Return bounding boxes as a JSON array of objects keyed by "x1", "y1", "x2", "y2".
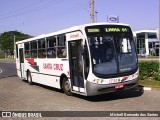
[{"x1": 16, "y1": 22, "x2": 129, "y2": 44}]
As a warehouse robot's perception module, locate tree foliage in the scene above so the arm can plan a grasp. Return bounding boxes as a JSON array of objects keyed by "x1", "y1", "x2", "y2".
[{"x1": 0, "y1": 31, "x2": 32, "y2": 54}]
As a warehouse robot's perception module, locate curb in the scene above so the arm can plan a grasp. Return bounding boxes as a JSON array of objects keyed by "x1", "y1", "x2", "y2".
[
  {"x1": 138, "y1": 85, "x2": 160, "y2": 91},
  {"x1": 142, "y1": 87, "x2": 160, "y2": 91},
  {"x1": 143, "y1": 87, "x2": 152, "y2": 91}
]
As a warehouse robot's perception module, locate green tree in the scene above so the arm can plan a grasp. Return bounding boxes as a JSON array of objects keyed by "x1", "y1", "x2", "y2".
[{"x1": 0, "y1": 31, "x2": 32, "y2": 55}]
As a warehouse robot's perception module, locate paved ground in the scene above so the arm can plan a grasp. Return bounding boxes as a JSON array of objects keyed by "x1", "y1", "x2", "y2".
[
  {"x1": 0, "y1": 60, "x2": 16, "y2": 79},
  {"x1": 0, "y1": 76, "x2": 160, "y2": 120}
]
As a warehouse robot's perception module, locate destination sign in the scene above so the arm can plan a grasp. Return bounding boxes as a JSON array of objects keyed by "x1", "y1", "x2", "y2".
[
  {"x1": 105, "y1": 27, "x2": 130, "y2": 32},
  {"x1": 87, "y1": 28, "x2": 100, "y2": 33},
  {"x1": 85, "y1": 26, "x2": 131, "y2": 34}
]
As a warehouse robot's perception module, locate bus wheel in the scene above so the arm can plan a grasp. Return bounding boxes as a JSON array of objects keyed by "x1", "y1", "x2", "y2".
[
  {"x1": 27, "y1": 72, "x2": 33, "y2": 85},
  {"x1": 62, "y1": 77, "x2": 72, "y2": 96}
]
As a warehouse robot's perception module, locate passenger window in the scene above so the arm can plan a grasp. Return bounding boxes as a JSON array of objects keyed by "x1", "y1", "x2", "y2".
[
  {"x1": 38, "y1": 39, "x2": 46, "y2": 58},
  {"x1": 30, "y1": 41, "x2": 37, "y2": 58},
  {"x1": 46, "y1": 37, "x2": 56, "y2": 58},
  {"x1": 57, "y1": 35, "x2": 66, "y2": 58},
  {"x1": 24, "y1": 42, "x2": 30, "y2": 58}
]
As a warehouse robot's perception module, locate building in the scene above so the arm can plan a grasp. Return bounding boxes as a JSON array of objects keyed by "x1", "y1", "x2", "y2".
[{"x1": 133, "y1": 30, "x2": 159, "y2": 57}]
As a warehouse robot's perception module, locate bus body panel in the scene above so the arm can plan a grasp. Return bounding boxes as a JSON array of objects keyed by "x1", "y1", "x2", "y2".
[
  {"x1": 23, "y1": 58, "x2": 70, "y2": 89},
  {"x1": 16, "y1": 43, "x2": 25, "y2": 79},
  {"x1": 66, "y1": 31, "x2": 83, "y2": 41},
  {"x1": 16, "y1": 59, "x2": 21, "y2": 78}
]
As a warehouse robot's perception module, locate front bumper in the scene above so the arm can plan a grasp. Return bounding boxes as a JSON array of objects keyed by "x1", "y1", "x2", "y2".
[{"x1": 86, "y1": 77, "x2": 139, "y2": 96}]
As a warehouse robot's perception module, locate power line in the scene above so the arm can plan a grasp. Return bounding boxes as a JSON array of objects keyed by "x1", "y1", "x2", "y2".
[
  {"x1": 74, "y1": 0, "x2": 90, "y2": 13},
  {"x1": 0, "y1": 0, "x2": 45, "y2": 17},
  {"x1": 0, "y1": 0, "x2": 65, "y2": 32},
  {"x1": 0, "y1": 0, "x2": 64, "y2": 21}
]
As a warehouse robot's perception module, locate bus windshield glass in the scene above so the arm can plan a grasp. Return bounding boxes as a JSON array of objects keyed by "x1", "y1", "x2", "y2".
[{"x1": 85, "y1": 25, "x2": 138, "y2": 77}]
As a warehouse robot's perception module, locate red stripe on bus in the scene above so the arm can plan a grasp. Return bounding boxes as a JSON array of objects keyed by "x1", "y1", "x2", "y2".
[{"x1": 26, "y1": 58, "x2": 35, "y2": 65}]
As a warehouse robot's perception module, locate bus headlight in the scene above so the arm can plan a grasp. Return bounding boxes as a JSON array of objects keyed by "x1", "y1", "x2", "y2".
[
  {"x1": 93, "y1": 79, "x2": 104, "y2": 84},
  {"x1": 132, "y1": 70, "x2": 139, "y2": 79}
]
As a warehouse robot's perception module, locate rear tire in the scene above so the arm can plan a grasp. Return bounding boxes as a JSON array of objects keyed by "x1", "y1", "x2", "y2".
[
  {"x1": 27, "y1": 72, "x2": 33, "y2": 85},
  {"x1": 62, "y1": 77, "x2": 72, "y2": 96}
]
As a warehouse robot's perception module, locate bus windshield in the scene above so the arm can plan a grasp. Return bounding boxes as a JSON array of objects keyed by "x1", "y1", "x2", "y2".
[{"x1": 85, "y1": 25, "x2": 138, "y2": 77}]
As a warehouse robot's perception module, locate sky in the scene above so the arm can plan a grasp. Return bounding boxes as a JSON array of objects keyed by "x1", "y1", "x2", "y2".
[{"x1": 0, "y1": 0, "x2": 159, "y2": 36}]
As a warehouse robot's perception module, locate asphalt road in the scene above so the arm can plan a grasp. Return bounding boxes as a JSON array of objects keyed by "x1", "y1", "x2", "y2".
[
  {"x1": 0, "y1": 60, "x2": 17, "y2": 78},
  {"x1": 0, "y1": 59, "x2": 160, "y2": 120},
  {"x1": 0, "y1": 76, "x2": 160, "y2": 120}
]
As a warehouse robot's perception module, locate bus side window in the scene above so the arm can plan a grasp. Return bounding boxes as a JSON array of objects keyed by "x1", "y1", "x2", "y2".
[
  {"x1": 46, "y1": 36, "x2": 56, "y2": 58},
  {"x1": 24, "y1": 42, "x2": 30, "y2": 58},
  {"x1": 38, "y1": 39, "x2": 46, "y2": 58},
  {"x1": 57, "y1": 35, "x2": 66, "y2": 58},
  {"x1": 30, "y1": 41, "x2": 37, "y2": 58}
]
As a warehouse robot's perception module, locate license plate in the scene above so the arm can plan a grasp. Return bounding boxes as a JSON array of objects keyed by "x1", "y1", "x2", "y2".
[{"x1": 115, "y1": 84, "x2": 124, "y2": 89}]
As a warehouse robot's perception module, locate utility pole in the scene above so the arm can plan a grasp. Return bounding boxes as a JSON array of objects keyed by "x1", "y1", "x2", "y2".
[
  {"x1": 95, "y1": 11, "x2": 98, "y2": 22},
  {"x1": 90, "y1": 0, "x2": 94, "y2": 23},
  {"x1": 14, "y1": 35, "x2": 16, "y2": 59}
]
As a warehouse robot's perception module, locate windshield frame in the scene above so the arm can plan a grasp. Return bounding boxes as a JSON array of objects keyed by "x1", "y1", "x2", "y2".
[{"x1": 85, "y1": 25, "x2": 138, "y2": 78}]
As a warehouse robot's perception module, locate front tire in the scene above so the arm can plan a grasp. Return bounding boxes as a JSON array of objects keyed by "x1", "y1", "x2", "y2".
[{"x1": 62, "y1": 77, "x2": 72, "y2": 96}]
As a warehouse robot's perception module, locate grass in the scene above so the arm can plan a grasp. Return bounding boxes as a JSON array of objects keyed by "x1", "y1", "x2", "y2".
[
  {"x1": 139, "y1": 79, "x2": 160, "y2": 88},
  {"x1": 0, "y1": 58, "x2": 15, "y2": 60}
]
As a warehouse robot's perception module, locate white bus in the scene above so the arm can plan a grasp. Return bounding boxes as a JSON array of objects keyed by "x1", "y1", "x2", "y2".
[{"x1": 16, "y1": 23, "x2": 139, "y2": 96}]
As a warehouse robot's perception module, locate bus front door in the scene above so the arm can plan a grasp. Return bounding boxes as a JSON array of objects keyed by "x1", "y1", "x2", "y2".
[
  {"x1": 68, "y1": 40, "x2": 85, "y2": 93},
  {"x1": 19, "y1": 48, "x2": 25, "y2": 78}
]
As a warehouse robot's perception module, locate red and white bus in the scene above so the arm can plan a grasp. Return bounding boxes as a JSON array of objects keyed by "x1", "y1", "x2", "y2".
[{"x1": 16, "y1": 23, "x2": 139, "y2": 96}]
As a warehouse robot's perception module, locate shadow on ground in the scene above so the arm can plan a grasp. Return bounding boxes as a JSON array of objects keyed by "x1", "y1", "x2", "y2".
[
  {"x1": 78, "y1": 86, "x2": 144, "y2": 102},
  {"x1": 22, "y1": 80, "x2": 144, "y2": 102}
]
